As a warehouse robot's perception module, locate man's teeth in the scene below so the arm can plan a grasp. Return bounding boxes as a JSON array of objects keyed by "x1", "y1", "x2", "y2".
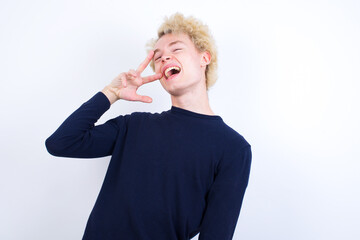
[{"x1": 165, "y1": 66, "x2": 180, "y2": 78}]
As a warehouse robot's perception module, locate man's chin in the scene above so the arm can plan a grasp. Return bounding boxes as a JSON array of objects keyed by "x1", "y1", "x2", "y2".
[
  {"x1": 164, "y1": 83, "x2": 194, "y2": 97},
  {"x1": 164, "y1": 86, "x2": 181, "y2": 97},
  {"x1": 160, "y1": 75, "x2": 201, "y2": 96}
]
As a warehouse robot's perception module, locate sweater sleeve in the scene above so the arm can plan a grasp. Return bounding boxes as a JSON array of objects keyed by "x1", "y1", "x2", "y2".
[
  {"x1": 45, "y1": 92, "x2": 128, "y2": 158},
  {"x1": 199, "y1": 143, "x2": 252, "y2": 240}
]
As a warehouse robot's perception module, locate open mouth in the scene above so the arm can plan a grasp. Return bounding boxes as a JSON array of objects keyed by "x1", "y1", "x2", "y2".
[{"x1": 164, "y1": 66, "x2": 181, "y2": 80}]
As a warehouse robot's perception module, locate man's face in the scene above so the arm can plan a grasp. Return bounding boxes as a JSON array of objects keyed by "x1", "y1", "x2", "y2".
[{"x1": 153, "y1": 33, "x2": 209, "y2": 96}]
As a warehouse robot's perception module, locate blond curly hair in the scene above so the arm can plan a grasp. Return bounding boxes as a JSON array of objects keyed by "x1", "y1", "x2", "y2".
[{"x1": 146, "y1": 13, "x2": 218, "y2": 90}]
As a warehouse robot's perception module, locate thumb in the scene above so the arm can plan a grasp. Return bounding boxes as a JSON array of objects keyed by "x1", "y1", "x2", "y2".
[{"x1": 134, "y1": 94, "x2": 152, "y2": 103}]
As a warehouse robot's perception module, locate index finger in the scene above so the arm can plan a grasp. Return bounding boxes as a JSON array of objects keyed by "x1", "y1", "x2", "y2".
[{"x1": 136, "y1": 50, "x2": 154, "y2": 74}]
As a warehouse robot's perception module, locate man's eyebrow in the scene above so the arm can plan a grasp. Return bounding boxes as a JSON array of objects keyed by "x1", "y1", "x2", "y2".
[{"x1": 153, "y1": 40, "x2": 185, "y2": 55}]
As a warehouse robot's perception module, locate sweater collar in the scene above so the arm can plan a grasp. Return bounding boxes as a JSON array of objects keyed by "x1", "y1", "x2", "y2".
[{"x1": 170, "y1": 106, "x2": 222, "y2": 121}]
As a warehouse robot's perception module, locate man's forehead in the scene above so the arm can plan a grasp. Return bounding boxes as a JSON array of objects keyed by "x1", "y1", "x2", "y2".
[{"x1": 153, "y1": 34, "x2": 189, "y2": 53}]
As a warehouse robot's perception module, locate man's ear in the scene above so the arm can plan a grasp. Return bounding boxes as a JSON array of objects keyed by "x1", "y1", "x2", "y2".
[{"x1": 200, "y1": 51, "x2": 211, "y2": 67}]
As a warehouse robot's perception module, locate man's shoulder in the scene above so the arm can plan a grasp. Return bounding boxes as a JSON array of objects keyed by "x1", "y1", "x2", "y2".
[
  {"x1": 115, "y1": 109, "x2": 170, "y2": 125},
  {"x1": 126, "y1": 109, "x2": 170, "y2": 119},
  {"x1": 220, "y1": 121, "x2": 251, "y2": 149}
]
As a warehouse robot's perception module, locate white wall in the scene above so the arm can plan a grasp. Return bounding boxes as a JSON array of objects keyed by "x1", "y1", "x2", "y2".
[{"x1": 1, "y1": 0, "x2": 359, "y2": 239}]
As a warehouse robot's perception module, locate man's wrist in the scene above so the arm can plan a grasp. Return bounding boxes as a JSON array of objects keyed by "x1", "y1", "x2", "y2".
[{"x1": 101, "y1": 86, "x2": 119, "y2": 105}]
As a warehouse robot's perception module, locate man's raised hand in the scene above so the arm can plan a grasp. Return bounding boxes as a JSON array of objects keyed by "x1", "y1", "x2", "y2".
[{"x1": 102, "y1": 51, "x2": 162, "y2": 104}]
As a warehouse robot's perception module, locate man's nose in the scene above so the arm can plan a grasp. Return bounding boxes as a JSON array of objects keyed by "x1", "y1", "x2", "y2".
[{"x1": 161, "y1": 55, "x2": 172, "y2": 62}]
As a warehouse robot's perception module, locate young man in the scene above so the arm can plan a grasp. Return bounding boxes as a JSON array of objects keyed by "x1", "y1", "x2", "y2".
[{"x1": 46, "y1": 13, "x2": 252, "y2": 240}]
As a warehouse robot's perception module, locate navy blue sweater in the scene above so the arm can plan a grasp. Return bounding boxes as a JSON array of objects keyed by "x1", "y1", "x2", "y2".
[{"x1": 45, "y1": 92, "x2": 252, "y2": 240}]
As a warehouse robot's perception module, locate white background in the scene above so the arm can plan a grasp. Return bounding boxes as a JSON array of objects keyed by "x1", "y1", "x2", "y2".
[{"x1": 1, "y1": 0, "x2": 359, "y2": 239}]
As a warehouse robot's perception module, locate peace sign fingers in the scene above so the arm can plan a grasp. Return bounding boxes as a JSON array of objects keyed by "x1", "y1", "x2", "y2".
[
  {"x1": 136, "y1": 50, "x2": 154, "y2": 74},
  {"x1": 142, "y1": 73, "x2": 163, "y2": 84}
]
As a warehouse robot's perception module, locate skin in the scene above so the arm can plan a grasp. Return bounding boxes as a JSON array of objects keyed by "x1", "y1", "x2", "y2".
[
  {"x1": 102, "y1": 33, "x2": 215, "y2": 116},
  {"x1": 101, "y1": 52, "x2": 162, "y2": 104}
]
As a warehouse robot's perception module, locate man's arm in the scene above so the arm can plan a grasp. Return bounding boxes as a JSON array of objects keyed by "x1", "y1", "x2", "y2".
[
  {"x1": 199, "y1": 144, "x2": 252, "y2": 240},
  {"x1": 45, "y1": 92, "x2": 126, "y2": 158},
  {"x1": 45, "y1": 51, "x2": 162, "y2": 158}
]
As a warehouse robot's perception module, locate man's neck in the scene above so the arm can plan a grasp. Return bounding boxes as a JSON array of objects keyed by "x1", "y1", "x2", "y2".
[{"x1": 170, "y1": 83, "x2": 215, "y2": 116}]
